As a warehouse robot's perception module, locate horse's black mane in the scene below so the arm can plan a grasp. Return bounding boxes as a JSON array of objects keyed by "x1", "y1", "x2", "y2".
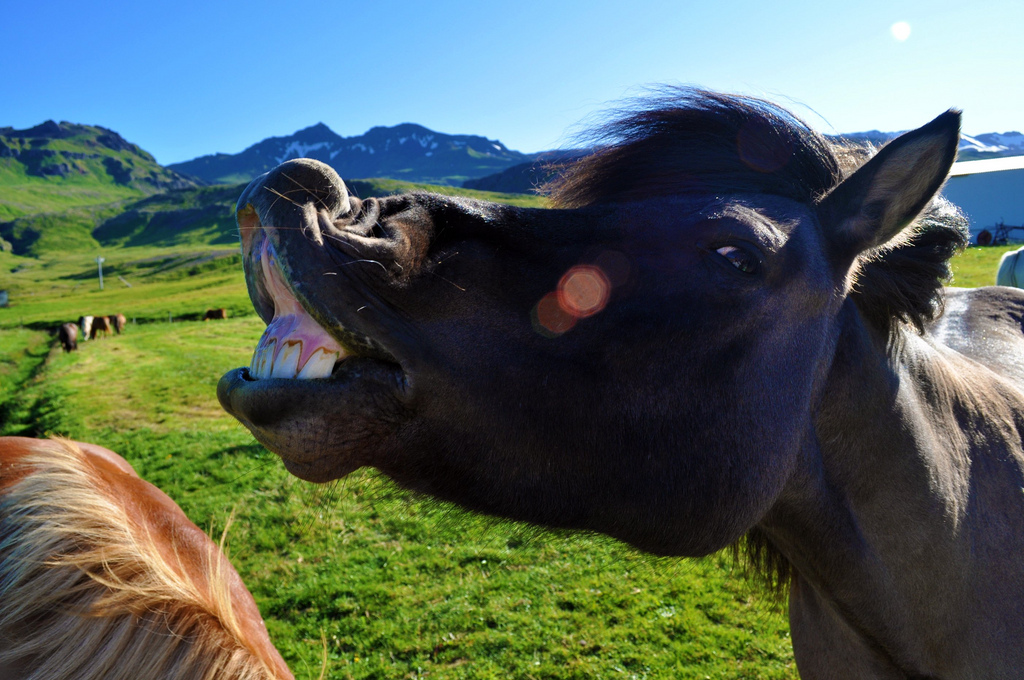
[
  {"x1": 548, "y1": 88, "x2": 843, "y2": 207},
  {"x1": 549, "y1": 89, "x2": 970, "y2": 593},
  {"x1": 548, "y1": 88, "x2": 969, "y2": 339}
]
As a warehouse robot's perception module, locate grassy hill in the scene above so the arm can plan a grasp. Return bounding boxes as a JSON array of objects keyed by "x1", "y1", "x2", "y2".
[
  {"x1": 0, "y1": 120, "x2": 208, "y2": 255},
  {"x1": 0, "y1": 121, "x2": 200, "y2": 220},
  {"x1": 0, "y1": 176, "x2": 547, "y2": 259},
  {"x1": 92, "y1": 183, "x2": 246, "y2": 248},
  {"x1": 345, "y1": 178, "x2": 548, "y2": 208}
]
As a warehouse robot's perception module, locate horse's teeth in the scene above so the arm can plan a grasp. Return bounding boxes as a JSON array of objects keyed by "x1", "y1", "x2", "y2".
[
  {"x1": 272, "y1": 341, "x2": 302, "y2": 378},
  {"x1": 249, "y1": 314, "x2": 346, "y2": 380},
  {"x1": 297, "y1": 348, "x2": 339, "y2": 379},
  {"x1": 250, "y1": 339, "x2": 276, "y2": 379}
]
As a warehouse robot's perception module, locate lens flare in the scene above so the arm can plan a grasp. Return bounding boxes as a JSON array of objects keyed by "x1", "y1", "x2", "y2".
[
  {"x1": 533, "y1": 264, "x2": 614, "y2": 337},
  {"x1": 558, "y1": 266, "x2": 611, "y2": 318},
  {"x1": 533, "y1": 291, "x2": 577, "y2": 337}
]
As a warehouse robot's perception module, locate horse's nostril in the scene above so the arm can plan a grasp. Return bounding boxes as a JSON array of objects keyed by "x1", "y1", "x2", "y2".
[
  {"x1": 274, "y1": 159, "x2": 348, "y2": 213},
  {"x1": 242, "y1": 158, "x2": 351, "y2": 232}
]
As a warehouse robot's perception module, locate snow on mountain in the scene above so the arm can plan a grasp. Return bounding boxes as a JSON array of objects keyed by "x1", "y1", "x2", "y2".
[
  {"x1": 970, "y1": 131, "x2": 1024, "y2": 152},
  {"x1": 275, "y1": 140, "x2": 331, "y2": 164},
  {"x1": 958, "y1": 133, "x2": 1024, "y2": 154}
]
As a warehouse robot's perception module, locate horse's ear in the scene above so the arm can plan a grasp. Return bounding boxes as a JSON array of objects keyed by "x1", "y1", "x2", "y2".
[{"x1": 817, "y1": 110, "x2": 960, "y2": 260}]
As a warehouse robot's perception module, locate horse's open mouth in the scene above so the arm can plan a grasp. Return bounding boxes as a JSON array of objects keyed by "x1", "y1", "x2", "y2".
[
  {"x1": 217, "y1": 159, "x2": 416, "y2": 482},
  {"x1": 244, "y1": 236, "x2": 348, "y2": 381},
  {"x1": 218, "y1": 222, "x2": 408, "y2": 482},
  {"x1": 240, "y1": 232, "x2": 400, "y2": 383}
]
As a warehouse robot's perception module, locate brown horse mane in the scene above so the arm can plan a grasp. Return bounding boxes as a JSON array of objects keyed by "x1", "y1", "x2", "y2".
[
  {"x1": 0, "y1": 439, "x2": 285, "y2": 680},
  {"x1": 547, "y1": 88, "x2": 969, "y2": 340},
  {"x1": 547, "y1": 88, "x2": 969, "y2": 593}
]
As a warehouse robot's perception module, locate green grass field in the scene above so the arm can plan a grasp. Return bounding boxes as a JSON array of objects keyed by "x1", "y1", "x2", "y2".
[
  {"x1": 948, "y1": 243, "x2": 1019, "y2": 288},
  {"x1": 0, "y1": 246, "x2": 250, "y2": 328},
  {"x1": 0, "y1": 238, "x2": 1016, "y2": 679}
]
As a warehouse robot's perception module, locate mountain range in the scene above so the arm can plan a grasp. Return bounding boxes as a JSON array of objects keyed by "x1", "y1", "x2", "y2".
[
  {"x1": 165, "y1": 120, "x2": 1024, "y2": 197},
  {"x1": 2, "y1": 117, "x2": 1023, "y2": 221},
  {"x1": 2, "y1": 117, "x2": 1022, "y2": 258},
  {"x1": 167, "y1": 122, "x2": 537, "y2": 187}
]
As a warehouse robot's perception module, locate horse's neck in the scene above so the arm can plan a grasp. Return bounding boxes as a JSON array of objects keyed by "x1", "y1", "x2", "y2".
[
  {"x1": 813, "y1": 325, "x2": 1024, "y2": 535},
  {"x1": 765, "y1": 321, "x2": 1024, "y2": 677}
]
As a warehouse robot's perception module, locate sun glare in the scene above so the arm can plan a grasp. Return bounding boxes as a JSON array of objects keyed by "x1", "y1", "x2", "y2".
[{"x1": 890, "y1": 21, "x2": 911, "y2": 41}]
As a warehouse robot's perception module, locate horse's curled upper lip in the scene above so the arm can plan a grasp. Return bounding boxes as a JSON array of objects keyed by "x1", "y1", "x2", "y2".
[{"x1": 242, "y1": 227, "x2": 401, "y2": 381}]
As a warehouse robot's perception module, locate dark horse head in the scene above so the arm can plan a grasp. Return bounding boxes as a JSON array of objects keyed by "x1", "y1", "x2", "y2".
[{"x1": 218, "y1": 90, "x2": 964, "y2": 561}]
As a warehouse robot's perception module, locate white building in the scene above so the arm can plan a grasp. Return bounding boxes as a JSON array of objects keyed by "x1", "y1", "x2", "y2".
[{"x1": 942, "y1": 156, "x2": 1024, "y2": 243}]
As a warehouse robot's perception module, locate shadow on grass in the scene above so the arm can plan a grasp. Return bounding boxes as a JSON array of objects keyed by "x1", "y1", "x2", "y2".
[
  {"x1": 208, "y1": 443, "x2": 268, "y2": 460},
  {"x1": 0, "y1": 340, "x2": 73, "y2": 436}
]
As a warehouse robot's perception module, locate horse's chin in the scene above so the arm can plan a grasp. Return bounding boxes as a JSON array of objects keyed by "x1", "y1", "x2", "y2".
[
  {"x1": 216, "y1": 360, "x2": 408, "y2": 482},
  {"x1": 280, "y1": 455, "x2": 362, "y2": 484}
]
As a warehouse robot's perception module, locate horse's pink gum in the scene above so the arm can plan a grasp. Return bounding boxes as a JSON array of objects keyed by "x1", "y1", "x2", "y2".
[
  {"x1": 255, "y1": 238, "x2": 345, "y2": 374},
  {"x1": 265, "y1": 314, "x2": 344, "y2": 369}
]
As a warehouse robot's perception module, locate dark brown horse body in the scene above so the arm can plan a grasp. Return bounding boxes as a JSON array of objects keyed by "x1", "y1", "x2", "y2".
[
  {"x1": 90, "y1": 315, "x2": 111, "y2": 340},
  {"x1": 218, "y1": 91, "x2": 1024, "y2": 678},
  {"x1": 204, "y1": 308, "x2": 228, "y2": 321},
  {"x1": 58, "y1": 323, "x2": 77, "y2": 352}
]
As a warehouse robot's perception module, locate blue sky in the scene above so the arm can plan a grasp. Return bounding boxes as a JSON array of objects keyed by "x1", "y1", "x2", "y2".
[{"x1": 4, "y1": 0, "x2": 1022, "y2": 165}]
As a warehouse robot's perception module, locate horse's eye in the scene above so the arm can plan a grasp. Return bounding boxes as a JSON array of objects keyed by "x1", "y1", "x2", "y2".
[{"x1": 715, "y1": 245, "x2": 760, "y2": 275}]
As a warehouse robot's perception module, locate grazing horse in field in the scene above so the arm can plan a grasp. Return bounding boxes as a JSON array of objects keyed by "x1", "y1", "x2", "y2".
[
  {"x1": 110, "y1": 313, "x2": 127, "y2": 334},
  {"x1": 89, "y1": 315, "x2": 111, "y2": 340},
  {"x1": 204, "y1": 308, "x2": 229, "y2": 321},
  {"x1": 78, "y1": 315, "x2": 93, "y2": 342},
  {"x1": 58, "y1": 323, "x2": 77, "y2": 353},
  {"x1": 218, "y1": 89, "x2": 1024, "y2": 678},
  {"x1": 996, "y1": 245, "x2": 1024, "y2": 289},
  {"x1": 0, "y1": 437, "x2": 293, "y2": 680}
]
